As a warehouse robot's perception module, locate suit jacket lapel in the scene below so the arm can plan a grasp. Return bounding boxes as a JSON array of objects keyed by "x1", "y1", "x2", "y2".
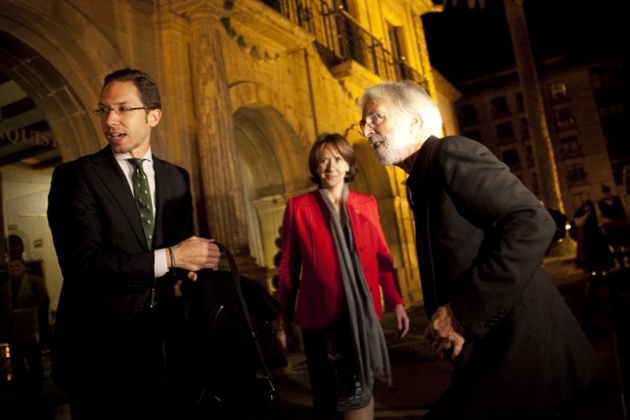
[{"x1": 91, "y1": 147, "x2": 148, "y2": 249}]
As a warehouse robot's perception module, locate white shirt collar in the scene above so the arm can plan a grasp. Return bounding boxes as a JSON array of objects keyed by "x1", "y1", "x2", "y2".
[{"x1": 114, "y1": 148, "x2": 153, "y2": 163}]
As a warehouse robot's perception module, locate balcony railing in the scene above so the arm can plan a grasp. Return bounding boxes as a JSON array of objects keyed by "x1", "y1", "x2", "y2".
[{"x1": 260, "y1": 0, "x2": 428, "y2": 89}]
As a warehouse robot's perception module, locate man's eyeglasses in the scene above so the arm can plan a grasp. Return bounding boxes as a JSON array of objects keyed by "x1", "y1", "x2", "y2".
[
  {"x1": 92, "y1": 106, "x2": 153, "y2": 117},
  {"x1": 358, "y1": 111, "x2": 386, "y2": 136}
]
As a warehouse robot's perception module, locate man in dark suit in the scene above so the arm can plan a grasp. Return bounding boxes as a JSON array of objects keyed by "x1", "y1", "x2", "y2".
[
  {"x1": 47, "y1": 68, "x2": 221, "y2": 419},
  {"x1": 358, "y1": 80, "x2": 598, "y2": 419}
]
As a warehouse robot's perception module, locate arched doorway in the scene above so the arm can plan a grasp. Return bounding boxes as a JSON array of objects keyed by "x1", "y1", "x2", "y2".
[
  {"x1": 233, "y1": 105, "x2": 309, "y2": 289},
  {"x1": 0, "y1": 30, "x2": 99, "y2": 313}
]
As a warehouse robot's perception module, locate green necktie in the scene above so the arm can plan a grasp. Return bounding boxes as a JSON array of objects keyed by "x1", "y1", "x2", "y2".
[{"x1": 128, "y1": 158, "x2": 154, "y2": 249}]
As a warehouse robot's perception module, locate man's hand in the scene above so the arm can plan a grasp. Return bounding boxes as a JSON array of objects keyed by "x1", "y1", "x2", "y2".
[
  {"x1": 423, "y1": 303, "x2": 465, "y2": 360},
  {"x1": 171, "y1": 237, "x2": 221, "y2": 279},
  {"x1": 394, "y1": 304, "x2": 410, "y2": 338}
]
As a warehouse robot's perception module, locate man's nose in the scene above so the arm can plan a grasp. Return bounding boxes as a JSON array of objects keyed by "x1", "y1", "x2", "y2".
[
  {"x1": 104, "y1": 110, "x2": 119, "y2": 125},
  {"x1": 361, "y1": 124, "x2": 375, "y2": 138}
]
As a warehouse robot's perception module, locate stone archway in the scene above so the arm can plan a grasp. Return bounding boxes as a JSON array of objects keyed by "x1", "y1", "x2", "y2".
[
  {"x1": 0, "y1": 0, "x2": 133, "y2": 163},
  {"x1": 0, "y1": 1, "x2": 130, "y2": 311},
  {"x1": 233, "y1": 105, "x2": 310, "y2": 288},
  {"x1": 0, "y1": 31, "x2": 101, "y2": 312},
  {"x1": 0, "y1": 31, "x2": 99, "y2": 162}
]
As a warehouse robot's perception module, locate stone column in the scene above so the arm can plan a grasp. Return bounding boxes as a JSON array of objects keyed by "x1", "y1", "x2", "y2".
[{"x1": 188, "y1": 9, "x2": 250, "y2": 258}]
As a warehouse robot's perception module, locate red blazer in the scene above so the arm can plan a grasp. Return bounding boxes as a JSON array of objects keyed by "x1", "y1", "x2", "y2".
[{"x1": 277, "y1": 190, "x2": 403, "y2": 329}]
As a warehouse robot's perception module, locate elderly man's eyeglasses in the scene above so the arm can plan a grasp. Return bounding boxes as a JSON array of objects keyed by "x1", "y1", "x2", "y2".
[
  {"x1": 358, "y1": 111, "x2": 386, "y2": 136},
  {"x1": 92, "y1": 106, "x2": 153, "y2": 117}
]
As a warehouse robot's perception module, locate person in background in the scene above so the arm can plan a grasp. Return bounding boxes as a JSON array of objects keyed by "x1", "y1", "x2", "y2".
[
  {"x1": 0, "y1": 257, "x2": 50, "y2": 405},
  {"x1": 574, "y1": 199, "x2": 616, "y2": 277},
  {"x1": 276, "y1": 132, "x2": 409, "y2": 420},
  {"x1": 358, "y1": 80, "x2": 597, "y2": 419},
  {"x1": 597, "y1": 185, "x2": 630, "y2": 270},
  {"x1": 573, "y1": 198, "x2": 616, "y2": 338},
  {"x1": 47, "y1": 68, "x2": 221, "y2": 420}
]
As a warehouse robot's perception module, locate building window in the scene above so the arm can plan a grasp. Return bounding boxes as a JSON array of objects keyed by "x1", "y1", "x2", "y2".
[
  {"x1": 496, "y1": 122, "x2": 515, "y2": 144},
  {"x1": 554, "y1": 108, "x2": 575, "y2": 129},
  {"x1": 567, "y1": 164, "x2": 586, "y2": 185},
  {"x1": 559, "y1": 135, "x2": 581, "y2": 158},
  {"x1": 550, "y1": 82, "x2": 568, "y2": 101},
  {"x1": 598, "y1": 102, "x2": 625, "y2": 117},
  {"x1": 457, "y1": 103, "x2": 477, "y2": 126},
  {"x1": 491, "y1": 96, "x2": 509, "y2": 118},
  {"x1": 590, "y1": 66, "x2": 619, "y2": 89},
  {"x1": 388, "y1": 21, "x2": 411, "y2": 82},
  {"x1": 502, "y1": 148, "x2": 520, "y2": 168}
]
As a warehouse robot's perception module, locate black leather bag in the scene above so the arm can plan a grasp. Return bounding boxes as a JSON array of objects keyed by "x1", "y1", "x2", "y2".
[{"x1": 171, "y1": 243, "x2": 286, "y2": 419}]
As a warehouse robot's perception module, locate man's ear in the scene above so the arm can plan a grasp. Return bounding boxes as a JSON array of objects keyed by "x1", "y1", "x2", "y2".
[
  {"x1": 409, "y1": 115, "x2": 422, "y2": 136},
  {"x1": 149, "y1": 109, "x2": 162, "y2": 127}
]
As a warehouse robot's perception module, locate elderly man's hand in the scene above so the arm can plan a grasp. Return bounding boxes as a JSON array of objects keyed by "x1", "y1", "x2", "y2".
[{"x1": 423, "y1": 304, "x2": 465, "y2": 360}]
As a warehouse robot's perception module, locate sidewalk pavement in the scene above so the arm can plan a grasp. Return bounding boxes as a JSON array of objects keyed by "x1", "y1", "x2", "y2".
[
  {"x1": 274, "y1": 256, "x2": 630, "y2": 419},
  {"x1": 276, "y1": 303, "x2": 444, "y2": 420}
]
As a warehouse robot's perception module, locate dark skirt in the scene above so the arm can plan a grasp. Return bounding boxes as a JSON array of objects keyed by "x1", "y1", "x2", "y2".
[{"x1": 301, "y1": 313, "x2": 372, "y2": 412}]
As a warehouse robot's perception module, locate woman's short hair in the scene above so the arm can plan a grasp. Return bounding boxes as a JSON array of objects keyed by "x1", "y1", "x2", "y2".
[{"x1": 308, "y1": 133, "x2": 357, "y2": 185}]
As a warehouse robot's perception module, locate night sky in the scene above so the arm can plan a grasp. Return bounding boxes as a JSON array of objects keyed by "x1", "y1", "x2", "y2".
[{"x1": 421, "y1": 0, "x2": 627, "y2": 85}]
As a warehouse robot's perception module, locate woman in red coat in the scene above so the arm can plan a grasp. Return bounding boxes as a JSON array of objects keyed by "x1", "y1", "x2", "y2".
[{"x1": 276, "y1": 132, "x2": 409, "y2": 419}]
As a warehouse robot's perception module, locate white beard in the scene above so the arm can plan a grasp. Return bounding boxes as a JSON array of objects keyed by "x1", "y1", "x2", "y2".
[{"x1": 371, "y1": 135, "x2": 401, "y2": 166}]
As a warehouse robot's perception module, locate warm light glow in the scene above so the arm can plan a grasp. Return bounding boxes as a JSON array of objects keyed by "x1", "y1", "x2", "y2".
[{"x1": 1, "y1": 343, "x2": 11, "y2": 382}]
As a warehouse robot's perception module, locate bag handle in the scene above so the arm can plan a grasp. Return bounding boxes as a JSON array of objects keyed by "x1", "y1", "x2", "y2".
[{"x1": 214, "y1": 242, "x2": 283, "y2": 410}]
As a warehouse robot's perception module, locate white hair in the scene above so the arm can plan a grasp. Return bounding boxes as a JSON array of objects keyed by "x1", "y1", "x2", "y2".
[{"x1": 358, "y1": 80, "x2": 443, "y2": 139}]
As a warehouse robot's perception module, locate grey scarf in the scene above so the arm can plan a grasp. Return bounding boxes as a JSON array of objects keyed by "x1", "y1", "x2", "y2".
[{"x1": 319, "y1": 186, "x2": 392, "y2": 390}]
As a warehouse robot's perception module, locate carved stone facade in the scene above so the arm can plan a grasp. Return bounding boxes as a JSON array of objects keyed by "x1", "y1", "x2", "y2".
[{"x1": 0, "y1": 0, "x2": 460, "y2": 310}]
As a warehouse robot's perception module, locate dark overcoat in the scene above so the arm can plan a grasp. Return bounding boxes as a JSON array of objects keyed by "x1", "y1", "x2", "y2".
[{"x1": 407, "y1": 136, "x2": 597, "y2": 417}]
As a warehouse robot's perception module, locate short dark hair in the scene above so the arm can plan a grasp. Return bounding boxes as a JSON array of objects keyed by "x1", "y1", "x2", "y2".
[
  {"x1": 102, "y1": 68, "x2": 161, "y2": 110},
  {"x1": 308, "y1": 133, "x2": 357, "y2": 185}
]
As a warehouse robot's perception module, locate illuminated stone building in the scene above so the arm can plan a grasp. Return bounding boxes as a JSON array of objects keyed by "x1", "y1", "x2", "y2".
[{"x1": 0, "y1": 0, "x2": 461, "y2": 312}]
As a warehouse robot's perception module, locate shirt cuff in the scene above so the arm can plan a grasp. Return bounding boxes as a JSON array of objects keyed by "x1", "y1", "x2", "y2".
[{"x1": 154, "y1": 249, "x2": 169, "y2": 277}]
